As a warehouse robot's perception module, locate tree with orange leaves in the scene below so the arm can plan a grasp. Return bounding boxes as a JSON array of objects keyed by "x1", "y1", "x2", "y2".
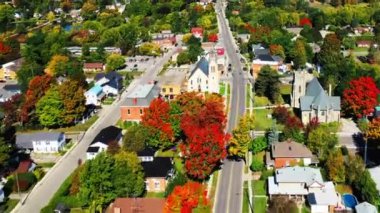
[
  {"x1": 164, "y1": 181, "x2": 210, "y2": 213},
  {"x1": 366, "y1": 118, "x2": 380, "y2": 141},
  {"x1": 141, "y1": 98, "x2": 174, "y2": 149}
]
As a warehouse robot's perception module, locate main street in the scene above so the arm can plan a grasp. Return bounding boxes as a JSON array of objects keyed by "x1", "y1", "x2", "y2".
[
  {"x1": 214, "y1": 0, "x2": 247, "y2": 212},
  {"x1": 12, "y1": 47, "x2": 179, "y2": 213}
]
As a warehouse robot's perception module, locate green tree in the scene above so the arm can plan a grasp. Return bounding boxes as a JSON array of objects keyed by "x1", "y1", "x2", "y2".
[
  {"x1": 36, "y1": 86, "x2": 64, "y2": 127},
  {"x1": 58, "y1": 79, "x2": 86, "y2": 125},
  {"x1": 318, "y1": 33, "x2": 342, "y2": 67},
  {"x1": 122, "y1": 125, "x2": 147, "y2": 152},
  {"x1": 81, "y1": 1, "x2": 97, "y2": 20},
  {"x1": 250, "y1": 136, "x2": 267, "y2": 155},
  {"x1": 326, "y1": 149, "x2": 345, "y2": 183},
  {"x1": 307, "y1": 124, "x2": 338, "y2": 159},
  {"x1": 228, "y1": 115, "x2": 255, "y2": 158},
  {"x1": 0, "y1": 137, "x2": 11, "y2": 168},
  {"x1": 176, "y1": 51, "x2": 191, "y2": 66},
  {"x1": 254, "y1": 66, "x2": 281, "y2": 103},
  {"x1": 169, "y1": 102, "x2": 182, "y2": 139},
  {"x1": 106, "y1": 54, "x2": 125, "y2": 72},
  {"x1": 345, "y1": 154, "x2": 365, "y2": 185},
  {"x1": 342, "y1": 37, "x2": 356, "y2": 50},
  {"x1": 16, "y1": 62, "x2": 43, "y2": 92},
  {"x1": 117, "y1": 24, "x2": 140, "y2": 54},
  {"x1": 250, "y1": 155, "x2": 264, "y2": 171},
  {"x1": 138, "y1": 43, "x2": 161, "y2": 56},
  {"x1": 0, "y1": 4, "x2": 15, "y2": 33},
  {"x1": 291, "y1": 39, "x2": 307, "y2": 69}
]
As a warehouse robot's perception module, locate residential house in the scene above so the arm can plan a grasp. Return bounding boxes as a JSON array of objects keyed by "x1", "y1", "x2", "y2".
[
  {"x1": 120, "y1": 83, "x2": 160, "y2": 122},
  {"x1": 152, "y1": 30, "x2": 176, "y2": 49},
  {"x1": 94, "y1": 71, "x2": 123, "y2": 96},
  {"x1": 355, "y1": 202, "x2": 378, "y2": 213},
  {"x1": 138, "y1": 148, "x2": 173, "y2": 192},
  {"x1": 368, "y1": 167, "x2": 380, "y2": 197},
  {"x1": 187, "y1": 52, "x2": 223, "y2": 93},
  {"x1": 16, "y1": 132, "x2": 66, "y2": 153},
  {"x1": 158, "y1": 68, "x2": 187, "y2": 100},
  {"x1": 268, "y1": 167, "x2": 339, "y2": 213},
  {"x1": 0, "y1": 84, "x2": 21, "y2": 102},
  {"x1": 251, "y1": 44, "x2": 284, "y2": 77},
  {"x1": 291, "y1": 71, "x2": 341, "y2": 125},
  {"x1": 106, "y1": 198, "x2": 165, "y2": 213},
  {"x1": 237, "y1": 34, "x2": 251, "y2": 43},
  {"x1": 191, "y1": 27, "x2": 203, "y2": 39},
  {"x1": 356, "y1": 40, "x2": 372, "y2": 48},
  {"x1": 67, "y1": 47, "x2": 121, "y2": 57},
  {"x1": 86, "y1": 126, "x2": 122, "y2": 160},
  {"x1": 0, "y1": 58, "x2": 23, "y2": 81},
  {"x1": 83, "y1": 63, "x2": 104, "y2": 73},
  {"x1": 266, "y1": 140, "x2": 318, "y2": 169},
  {"x1": 16, "y1": 160, "x2": 36, "y2": 174},
  {"x1": 84, "y1": 85, "x2": 106, "y2": 106}
]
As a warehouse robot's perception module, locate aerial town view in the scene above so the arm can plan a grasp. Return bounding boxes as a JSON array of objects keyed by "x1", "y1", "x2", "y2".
[{"x1": 0, "y1": 0, "x2": 379, "y2": 212}]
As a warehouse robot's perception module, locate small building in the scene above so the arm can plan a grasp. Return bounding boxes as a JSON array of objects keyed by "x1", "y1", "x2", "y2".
[
  {"x1": 120, "y1": 83, "x2": 160, "y2": 122},
  {"x1": 158, "y1": 68, "x2": 187, "y2": 100},
  {"x1": 16, "y1": 132, "x2": 66, "y2": 153},
  {"x1": 251, "y1": 44, "x2": 283, "y2": 77},
  {"x1": 138, "y1": 149, "x2": 173, "y2": 192},
  {"x1": 191, "y1": 27, "x2": 204, "y2": 39},
  {"x1": 86, "y1": 126, "x2": 122, "y2": 160},
  {"x1": 291, "y1": 71, "x2": 341, "y2": 125},
  {"x1": 268, "y1": 167, "x2": 339, "y2": 213},
  {"x1": 84, "y1": 85, "x2": 106, "y2": 106},
  {"x1": 0, "y1": 84, "x2": 21, "y2": 102},
  {"x1": 355, "y1": 202, "x2": 378, "y2": 213},
  {"x1": 0, "y1": 58, "x2": 24, "y2": 81},
  {"x1": 356, "y1": 40, "x2": 372, "y2": 48},
  {"x1": 16, "y1": 160, "x2": 36, "y2": 174},
  {"x1": 106, "y1": 198, "x2": 165, "y2": 213},
  {"x1": 237, "y1": 34, "x2": 251, "y2": 43},
  {"x1": 152, "y1": 30, "x2": 176, "y2": 49},
  {"x1": 266, "y1": 140, "x2": 318, "y2": 169},
  {"x1": 94, "y1": 71, "x2": 123, "y2": 96},
  {"x1": 83, "y1": 63, "x2": 105, "y2": 73}
]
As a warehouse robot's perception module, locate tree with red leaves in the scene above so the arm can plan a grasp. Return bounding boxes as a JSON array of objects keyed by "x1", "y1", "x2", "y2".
[
  {"x1": 0, "y1": 41, "x2": 11, "y2": 54},
  {"x1": 299, "y1": 17, "x2": 312, "y2": 27},
  {"x1": 343, "y1": 77, "x2": 380, "y2": 118},
  {"x1": 179, "y1": 93, "x2": 228, "y2": 179},
  {"x1": 164, "y1": 181, "x2": 210, "y2": 213},
  {"x1": 208, "y1": 33, "x2": 218, "y2": 42},
  {"x1": 272, "y1": 106, "x2": 304, "y2": 142},
  {"x1": 2, "y1": 93, "x2": 22, "y2": 128},
  {"x1": 141, "y1": 98, "x2": 174, "y2": 149},
  {"x1": 20, "y1": 75, "x2": 53, "y2": 124}
]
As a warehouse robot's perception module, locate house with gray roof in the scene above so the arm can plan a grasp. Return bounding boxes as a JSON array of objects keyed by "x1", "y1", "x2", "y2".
[
  {"x1": 355, "y1": 202, "x2": 378, "y2": 213},
  {"x1": 268, "y1": 166, "x2": 339, "y2": 213},
  {"x1": 16, "y1": 132, "x2": 66, "y2": 153},
  {"x1": 187, "y1": 54, "x2": 222, "y2": 94},
  {"x1": 251, "y1": 44, "x2": 285, "y2": 77},
  {"x1": 120, "y1": 83, "x2": 160, "y2": 122},
  {"x1": 291, "y1": 71, "x2": 341, "y2": 125}
]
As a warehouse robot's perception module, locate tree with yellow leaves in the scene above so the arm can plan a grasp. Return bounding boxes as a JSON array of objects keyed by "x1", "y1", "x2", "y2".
[
  {"x1": 44, "y1": 55, "x2": 69, "y2": 77},
  {"x1": 366, "y1": 118, "x2": 380, "y2": 141},
  {"x1": 228, "y1": 114, "x2": 254, "y2": 158}
]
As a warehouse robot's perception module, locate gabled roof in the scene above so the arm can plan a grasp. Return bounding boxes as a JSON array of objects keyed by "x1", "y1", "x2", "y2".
[
  {"x1": 107, "y1": 198, "x2": 165, "y2": 213},
  {"x1": 141, "y1": 157, "x2": 172, "y2": 178},
  {"x1": 307, "y1": 181, "x2": 338, "y2": 206},
  {"x1": 189, "y1": 57, "x2": 209, "y2": 79},
  {"x1": 90, "y1": 126, "x2": 122, "y2": 145},
  {"x1": 16, "y1": 132, "x2": 64, "y2": 149},
  {"x1": 3, "y1": 84, "x2": 21, "y2": 92},
  {"x1": 124, "y1": 84, "x2": 160, "y2": 107},
  {"x1": 355, "y1": 202, "x2": 378, "y2": 213},
  {"x1": 272, "y1": 140, "x2": 314, "y2": 158},
  {"x1": 275, "y1": 166, "x2": 323, "y2": 186},
  {"x1": 300, "y1": 78, "x2": 340, "y2": 111},
  {"x1": 95, "y1": 71, "x2": 122, "y2": 82}
]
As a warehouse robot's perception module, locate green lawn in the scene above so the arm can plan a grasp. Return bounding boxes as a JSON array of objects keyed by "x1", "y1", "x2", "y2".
[
  {"x1": 280, "y1": 84, "x2": 292, "y2": 95},
  {"x1": 0, "y1": 199, "x2": 19, "y2": 213},
  {"x1": 174, "y1": 157, "x2": 184, "y2": 174},
  {"x1": 38, "y1": 162, "x2": 55, "y2": 168},
  {"x1": 56, "y1": 115, "x2": 99, "y2": 133},
  {"x1": 219, "y1": 83, "x2": 226, "y2": 95},
  {"x1": 155, "y1": 149, "x2": 176, "y2": 157},
  {"x1": 103, "y1": 96, "x2": 115, "y2": 105},
  {"x1": 253, "y1": 96, "x2": 270, "y2": 107},
  {"x1": 301, "y1": 204, "x2": 311, "y2": 213},
  {"x1": 353, "y1": 46, "x2": 369, "y2": 52},
  {"x1": 254, "y1": 197, "x2": 267, "y2": 213},
  {"x1": 146, "y1": 192, "x2": 165, "y2": 198},
  {"x1": 242, "y1": 181, "x2": 252, "y2": 213},
  {"x1": 253, "y1": 109, "x2": 272, "y2": 130},
  {"x1": 246, "y1": 83, "x2": 252, "y2": 108},
  {"x1": 253, "y1": 180, "x2": 266, "y2": 195}
]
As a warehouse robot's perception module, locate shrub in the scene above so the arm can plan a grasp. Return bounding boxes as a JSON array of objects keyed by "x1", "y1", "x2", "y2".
[
  {"x1": 260, "y1": 169, "x2": 274, "y2": 180},
  {"x1": 250, "y1": 136, "x2": 267, "y2": 154},
  {"x1": 33, "y1": 168, "x2": 45, "y2": 181},
  {"x1": 250, "y1": 156, "x2": 264, "y2": 172},
  {"x1": 164, "y1": 172, "x2": 188, "y2": 197},
  {"x1": 341, "y1": 146, "x2": 348, "y2": 156}
]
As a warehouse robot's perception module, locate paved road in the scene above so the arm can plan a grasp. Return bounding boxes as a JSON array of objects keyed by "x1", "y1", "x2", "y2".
[
  {"x1": 11, "y1": 47, "x2": 179, "y2": 213},
  {"x1": 214, "y1": 0, "x2": 247, "y2": 213}
]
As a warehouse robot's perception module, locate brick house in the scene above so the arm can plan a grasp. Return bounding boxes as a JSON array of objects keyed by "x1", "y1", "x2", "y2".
[
  {"x1": 266, "y1": 140, "x2": 318, "y2": 169},
  {"x1": 83, "y1": 62, "x2": 104, "y2": 73},
  {"x1": 120, "y1": 84, "x2": 160, "y2": 122}
]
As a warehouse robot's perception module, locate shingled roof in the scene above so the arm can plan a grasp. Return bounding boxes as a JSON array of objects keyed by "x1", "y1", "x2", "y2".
[
  {"x1": 189, "y1": 57, "x2": 209, "y2": 78},
  {"x1": 300, "y1": 78, "x2": 340, "y2": 111},
  {"x1": 271, "y1": 140, "x2": 314, "y2": 158}
]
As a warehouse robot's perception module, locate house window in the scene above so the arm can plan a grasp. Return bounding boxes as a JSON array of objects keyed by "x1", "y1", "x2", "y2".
[
  {"x1": 321, "y1": 111, "x2": 325, "y2": 116},
  {"x1": 36, "y1": 141, "x2": 41, "y2": 145},
  {"x1": 191, "y1": 80, "x2": 193, "y2": 85},
  {"x1": 299, "y1": 86, "x2": 301, "y2": 93},
  {"x1": 46, "y1": 141, "x2": 50, "y2": 145},
  {"x1": 169, "y1": 88, "x2": 173, "y2": 93},
  {"x1": 140, "y1": 109, "x2": 143, "y2": 115},
  {"x1": 154, "y1": 181, "x2": 160, "y2": 190},
  {"x1": 206, "y1": 80, "x2": 208, "y2": 84},
  {"x1": 162, "y1": 88, "x2": 166, "y2": 93},
  {"x1": 127, "y1": 109, "x2": 131, "y2": 114}
]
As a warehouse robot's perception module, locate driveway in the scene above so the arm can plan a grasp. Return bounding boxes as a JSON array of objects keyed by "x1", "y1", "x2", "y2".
[{"x1": 338, "y1": 118, "x2": 363, "y2": 149}]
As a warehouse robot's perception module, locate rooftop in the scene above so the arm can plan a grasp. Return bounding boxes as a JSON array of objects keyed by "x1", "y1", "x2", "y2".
[
  {"x1": 189, "y1": 57, "x2": 209, "y2": 78},
  {"x1": 275, "y1": 166, "x2": 323, "y2": 186},
  {"x1": 16, "y1": 132, "x2": 64, "y2": 149},
  {"x1": 106, "y1": 198, "x2": 165, "y2": 213},
  {"x1": 158, "y1": 69, "x2": 187, "y2": 85},
  {"x1": 126, "y1": 84, "x2": 155, "y2": 99},
  {"x1": 141, "y1": 157, "x2": 173, "y2": 178},
  {"x1": 90, "y1": 126, "x2": 122, "y2": 145},
  {"x1": 355, "y1": 202, "x2": 378, "y2": 213},
  {"x1": 307, "y1": 181, "x2": 339, "y2": 206},
  {"x1": 300, "y1": 78, "x2": 340, "y2": 111},
  {"x1": 272, "y1": 140, "x2": 314, "y2": 158}
]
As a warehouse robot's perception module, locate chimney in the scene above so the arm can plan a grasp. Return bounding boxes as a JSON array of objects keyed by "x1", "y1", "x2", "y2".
[{"x1": 328, "y1": 84, "x2": 332, "y2": 96}]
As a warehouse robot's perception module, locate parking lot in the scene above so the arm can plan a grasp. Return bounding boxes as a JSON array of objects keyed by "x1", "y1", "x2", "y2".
[{"x1": 123, "y1": 56, "x2": 156, "y2": 72}]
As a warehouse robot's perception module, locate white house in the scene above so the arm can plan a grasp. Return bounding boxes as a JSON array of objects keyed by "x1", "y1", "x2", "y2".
[
  {"x1": 187, "y1": 53, "x2": 223, "y2": 94},
  {"x1": 86, "y1": 126, "x2": 122, "y2": 160},
  {"x1": 268, "y1": 167, "x2": 340, "y2": 213},
  {"x1": 16, "y1": 132, "x2": 66, "y2": 153},
  {"x1": 84, "y1": 85, "x2": 105, "y2": 106},
  {"x1": 94, "y1": 71, "x2": 123, "y2": 96}
]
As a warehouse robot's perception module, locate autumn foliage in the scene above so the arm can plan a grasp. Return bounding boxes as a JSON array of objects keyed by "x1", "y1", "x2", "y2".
[
  {"x1": 208, "y1": 33, "x2": 218, "y2": 42},
  {"x1": 300, "y1": 17, "x2": 312, "y2": 27},
  {"x1": 0, "y1": 41, "x2": 11, "y2": 54},
  {"x1": 343, "y1": 77, "x2": 380, "y2": 118},
  {"x1": 366, "y1": 118, "x2": 380, "y2": 141},
  {"x1": 164, "y1": 181, "x2": 209, "y2": 213}
]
